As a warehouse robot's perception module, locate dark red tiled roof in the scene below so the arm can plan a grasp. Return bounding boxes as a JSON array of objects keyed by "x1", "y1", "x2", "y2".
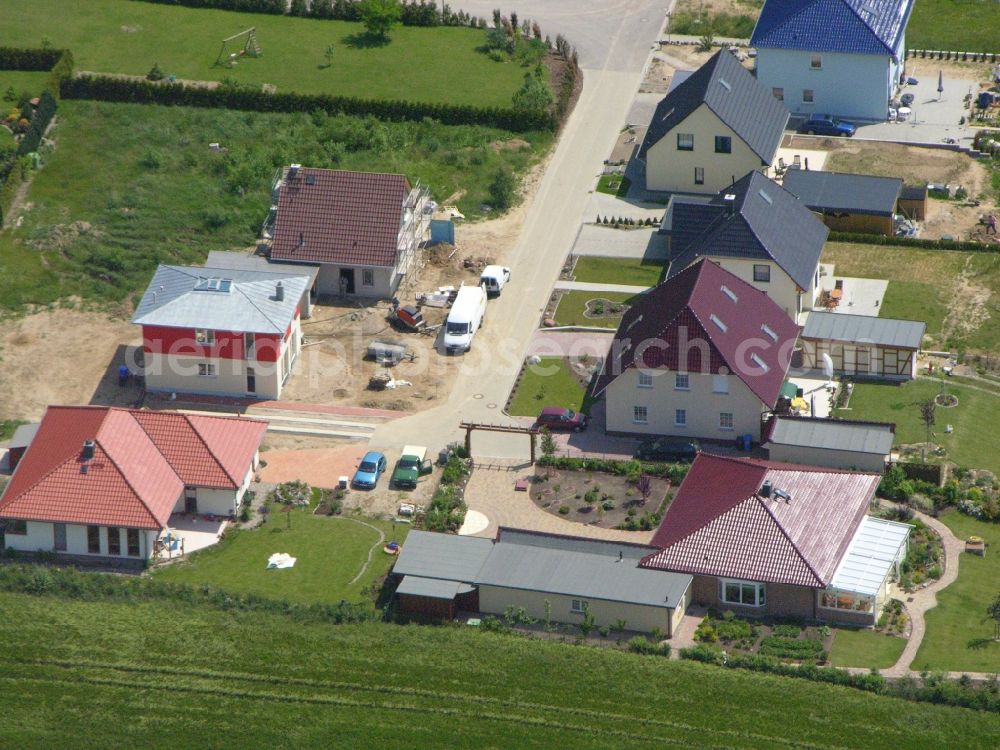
[
  {"x1": 269, "y1": 168, "x2": 410, "y2": 268},
  {"x1": 0, "y1": 407, "x2": 266, "y2": 530},
  {"x1": 642, "y1": 453, "x2": 880, "y2": 587},
  {"x1": 592, "y1": 259, "x2": 799, "y2": 406}
]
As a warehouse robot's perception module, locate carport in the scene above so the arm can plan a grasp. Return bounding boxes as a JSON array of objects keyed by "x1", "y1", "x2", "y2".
[{"x1": 783, "y1": 170, "x2": 903, "y2": 235}]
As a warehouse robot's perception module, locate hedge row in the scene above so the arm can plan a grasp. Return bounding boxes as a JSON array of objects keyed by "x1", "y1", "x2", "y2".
[
  {"x1": 0, "y1": 562, "x2": 378, "y2": 624},
  {"x1": 0, "y1": 47, "x2": 64, "y2": 71},
  {"x1": 135, "y1": 0, "x2": 285, "y2": 13},
  {"x1": 536, "y1": 455, "x2": 689, "y2": 484},
  {"x1": 46, "y1": 49, "x2": 74, "y2": 98},
  {"x1": 17, "y1": 90, "x2": 57, "y2": 156},
  {"x1": 60, "y1": 74, "x2": 554, "y2": 131},
  {"x1": 134, "y1": 0, "x2": 481, "y2": 26},
  {"x1": 0, "y1": 156, "x2": 30, "y2": 226},
  {"x1": 829, "y1": 231, "x2": 1000, "y2": 253}
]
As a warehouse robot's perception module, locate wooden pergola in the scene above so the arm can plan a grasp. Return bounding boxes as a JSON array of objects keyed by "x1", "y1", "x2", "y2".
[{"x1": 459, "y1": 421, "x2": 540, "y2": 463}]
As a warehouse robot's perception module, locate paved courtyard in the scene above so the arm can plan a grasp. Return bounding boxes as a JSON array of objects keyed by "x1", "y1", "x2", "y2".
[
  {"x1": 856, "y1": 77, "x2": 980, "y2": 146},
  {"x1": 570, "y1": 225, "x2": 668, "y2": 260}
]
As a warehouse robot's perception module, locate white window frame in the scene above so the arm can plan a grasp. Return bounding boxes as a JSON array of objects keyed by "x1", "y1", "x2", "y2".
[
  {"x1": 712, "y1": 374, "x2": 729, "y2": 394},
  {"x1": 674, "y1": 409, "x2": 687, "y2": 427},
  {"x1": 810, "y1": 54, "x2": 822, "y2": 70},
  {"x1": 195, "y1": 328, "x2": 215, "y2": 345},
  {"x1": 361, "y1": 269, "x2": 375, "y2": 287},
  {"x1": 802, "y1": 89, "x2": 814, "y2": 104},
  {"x1": 772, "y1": 87, "x2": 784, "y2": 101},
  {"x1": 676, "y1": 133, "x2": 694, "y2": 151},
  {"x1": 633, "y1": 406, "x2": 648, "y2": 424},
  {"x1": 719, "y1": 412, "x2": 734, "y2": 430},
  {"x1": 638, "y1": 371, "x2": 654, "y2": 389},
  {"x1": 720, "y1": 578, "x2": 766, "y2": 608},
  {"x1": 694, "y1": 167, "x2": 705, "y2": 185},
  {"x1": 674, "y1": 373, "x2": 690, "y2": 391},
  {"x1": 570, "y1": 599, "x2": 588, "y2": 613},
  {"x1": 198, "y1": 363, "x2": 217, "y2": 377}
]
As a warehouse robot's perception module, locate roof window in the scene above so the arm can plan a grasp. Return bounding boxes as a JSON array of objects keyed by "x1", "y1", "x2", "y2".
[
  {"x1": 758, "y1": 189, "x2": 773, "y2": 205},
  {"x1": 761, "y1": 324, "x2": 778, "y2": 342},
  {"x1": 710, "y1": 314, "x2": 728, "y2": 333},
  {"x1": 718, "y1": 77, "x2": 731, "y2": 91},
  {"x1": 194, "y1": 277, "x2": 232, "y2": 293},
  {"x1": 750, "y1": 353, "x2": 769, "y2": 372},
  {"x1": 721, "y1": 285, "x2": 738, "y2": 303}
]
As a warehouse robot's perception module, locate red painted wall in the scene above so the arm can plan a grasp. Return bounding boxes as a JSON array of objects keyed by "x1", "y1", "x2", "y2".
[{"x1": 142, "y1": 323, "x2": 293, "y2": 363}]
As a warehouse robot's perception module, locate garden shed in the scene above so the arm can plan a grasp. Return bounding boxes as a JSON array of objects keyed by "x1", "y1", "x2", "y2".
[
  {"x1": 782, "y1": 170, "x2": 902, "y2": 235},
  {"x1": 763, "y1": 416, "x2": 894, "y2": 472},
  {"x1": 392, "y1": 531, "x2": 492, "y2": 619},
  {"x1": 799, "y1": 311, "x2": 925, "y2": 380}
]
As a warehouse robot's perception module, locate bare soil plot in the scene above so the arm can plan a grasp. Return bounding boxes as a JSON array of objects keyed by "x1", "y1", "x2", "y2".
[{"x1": 528, "y1": 468, "x2": 673, "y2": 530}]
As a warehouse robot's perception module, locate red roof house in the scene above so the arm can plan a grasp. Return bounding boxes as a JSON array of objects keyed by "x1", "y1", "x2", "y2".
[
  {"x1": 640, "y1": 453, "x2": 903, "y2": 624},
  {"x1": 0, "y1": 406, "x2": 266, "y2": 563},
  {"x1": 594, "y1": 258, "x2": 799, "y2": 442},
  {"x1": 265, "y1": 167, "x2": 429, "y2": 299}
]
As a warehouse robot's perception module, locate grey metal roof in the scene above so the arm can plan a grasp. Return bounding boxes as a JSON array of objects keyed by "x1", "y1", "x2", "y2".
[
  {"x1": 132, "y1": 265, "x2": 311, "y2": 334},
  {"x1": 767, "y1": 417, "x2": 894, "y2": 455},
  {"x1": 475, "y1": 529, "x2": 691, "y2": 609},
  {"x1": 9, "y1": 423, "x2": 39, "y2": 449},
  {"x1": 392, "y1": 530, "x2": 493, "y2": 583},
  {"x1": 639, "y1": 50, "x2": 789, "y2": 163},
  {"x1": 395, "y1": 575, "x2": 475, "y2": 600},
  {"x1": 802, "y1": 311, "x2": 925, "y2": 349},
  {"x1": 666, "y1": 171, "x2": 828, "y2": 291},
  {"x1": 205, "y1": 251, "x2": 320, "y2": 284},
  {"x1": 783, "y1": 170, "x2": 902, "y2": 217}
]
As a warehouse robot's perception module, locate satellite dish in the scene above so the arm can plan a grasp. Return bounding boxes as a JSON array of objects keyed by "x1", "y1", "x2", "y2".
[{"x1": 822, "y1": 352, "x2": 834, "y2": 380}]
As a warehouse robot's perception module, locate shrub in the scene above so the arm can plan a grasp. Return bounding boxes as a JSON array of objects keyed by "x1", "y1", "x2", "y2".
[
  {"x1": 488, "y1": 167, "x2": 517, "y2": 210},
  {"x1": 147, "y1": 63, "x2": 165, "y2": 81},
  {"x1": 628, "y1": 636, "x2": 671, "y2": 656},
  {"x1": 772, "y1": 623, "x2": 802, "y2": 638},
  {"x1": 558, "y1": 504, "x2": 570, "y2": 515},
  {"x1": 759, "y1": 636, "x2": 825, "y2": 661}
]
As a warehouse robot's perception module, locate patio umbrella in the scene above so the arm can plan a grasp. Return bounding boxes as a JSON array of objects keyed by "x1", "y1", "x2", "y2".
[{"x1": 937, "y1": 70, "x2": 944, "y2": 100}]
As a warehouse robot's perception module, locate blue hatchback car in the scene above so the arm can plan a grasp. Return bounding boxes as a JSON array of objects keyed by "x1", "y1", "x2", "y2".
[
  {"x1": 799, "y1": 114, "x2": 856, "y2": 137},
  {"x1": 352, "y1": 451, "x2": 387, "y2": 489}
]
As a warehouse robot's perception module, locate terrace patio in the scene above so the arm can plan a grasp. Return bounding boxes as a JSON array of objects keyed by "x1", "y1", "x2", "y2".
[{"x1": 155, "y1": 514, "x2": 228, "y2": 560}]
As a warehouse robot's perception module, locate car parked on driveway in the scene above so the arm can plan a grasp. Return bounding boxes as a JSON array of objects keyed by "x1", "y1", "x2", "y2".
[
  {"x1": 799, "y1": 114, "x2": 856, "y2": 137},
  {"x1": 391, "y1": 445, "x2": 433, "y2": 489},
  {"x1": 352, "y1": 451, "x2": 387, "y2": 489},
  {"x1": 634, "y1": 437, "x2": 699, "y2": 462},
  {"x1": 535, "y1": 407, "x2": 588, "y2": 432}
]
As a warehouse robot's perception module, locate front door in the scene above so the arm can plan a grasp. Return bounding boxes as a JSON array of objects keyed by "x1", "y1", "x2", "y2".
[
  {"x1": 53, "y1": 523, "x2": 67, "y2": 551},
  {"x1": 246, "y1": 367, "x2": 256, "y2": 394},
  {"x1": 184, "y1": 487, "x2": 198, "y2": 514},
  {"x1": 339, "y1": 268, "x2": 355, "y2": 295}
]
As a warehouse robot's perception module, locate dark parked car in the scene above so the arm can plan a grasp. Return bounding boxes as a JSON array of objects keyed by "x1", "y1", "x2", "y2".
[
  {"x1": 536, "y1": 407, "x2": 588, "y2": 432},
  {"x1": 634, "y1": 437, "x2": 699, "y2": 462},
  {"x1": 799, "y1": 114, "x2": 856, "y2": 137}
]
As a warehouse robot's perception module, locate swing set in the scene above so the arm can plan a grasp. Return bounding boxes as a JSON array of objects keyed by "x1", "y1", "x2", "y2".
[{"x1": 215, "y1": 27, "x2": 263, "y2": 68}]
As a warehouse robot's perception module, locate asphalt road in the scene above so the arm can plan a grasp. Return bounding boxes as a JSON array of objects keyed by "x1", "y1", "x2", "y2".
[{"x1": 368, "y1": 1, "x2": 669, "y2": 459}]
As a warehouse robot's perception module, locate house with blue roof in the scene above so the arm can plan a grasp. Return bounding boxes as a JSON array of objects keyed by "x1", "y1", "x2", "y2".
[
  {"x1": 639, "y1": 50, "x2": 789, "y2": 194},
  {"x1": 751, "y1": 0, "x2": 914, "y2": 121}
]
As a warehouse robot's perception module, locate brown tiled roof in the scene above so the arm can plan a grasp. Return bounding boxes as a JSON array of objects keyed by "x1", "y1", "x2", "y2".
[
  {"x1": 592, "y1": 259, "x2": 799, "y2": 406},
  {"x1": 641, "y1": 453, "x2": 880, "y2": 587},
  {"x1": 270, "y1": 168, "x2": 410, "y2": 268}
]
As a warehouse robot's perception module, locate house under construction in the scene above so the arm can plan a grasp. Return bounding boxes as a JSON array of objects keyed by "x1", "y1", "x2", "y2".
[{"x1": 262, "y1": 165, "x2": 431, "y2": 299}]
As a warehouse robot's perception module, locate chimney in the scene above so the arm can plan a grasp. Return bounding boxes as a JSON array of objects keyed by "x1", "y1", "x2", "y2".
[
  {"x1": 82, "y1": 440, "x2": 95, "y2": 461},
  {"x1": 288, "y1": 163, "x2": 300, "y2": 178},
  {"x1": 759, "y1": 479, "x2": 772, "y2": 498},
  {"x1": 298, "y1": 232, "x2": 305, "y2": 248},
  {"x1": 275, "y1": 281, "x2": 285, "y2": 301},
  {"x1": 723, "y1": 193, "x2": 736, "y2": 214}
]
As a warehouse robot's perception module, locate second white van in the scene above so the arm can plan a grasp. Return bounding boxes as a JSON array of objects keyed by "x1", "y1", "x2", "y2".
[{"x1": 443, "y1": 284, "x2": 487, "y2": 354}]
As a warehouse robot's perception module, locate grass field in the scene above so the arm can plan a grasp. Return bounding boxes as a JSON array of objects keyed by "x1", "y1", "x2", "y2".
[
  {"x1": 908, "y1": 0, "x2": 1000, "y2": 52},
  {"x1": 829, "y1": 629, "x2": 907, "y2": 670},
  {"x1": 508, "y1": 357, "x2": 592, "y2": 417},
  {"x1": 0, "y1": 591, "x2": 996, "y2": 748},
  {"x1": 554, "y1": 290, "x2": 639, "y2": 328},
  {"x1": 572, "y1": 256, "x2": 663, "y2": 287},
  {"x1": 0, "y1": 71, "x2": 51, "y2": 101},
  {"x1": 821, "y1": 242, "x2": 1000, "y2": 352},
  {"x1": 0, "y1": 0, "x2": 523, "y2": 107},
  {"x1": 837, "y1": 378, "x2": 1000, "y2": 474},
  {"x1": 154, "y1": 509, "x2": 406, "y2": 605},
  {"x1": 914, "y1": 513, "x2": 1000, "y2": 673},
  {"x1": 0, "y1": 100, "x2": 549, "y2": 310},
  {"x1": 595, "y1": 174, "x2": 631, "y2": 197}
]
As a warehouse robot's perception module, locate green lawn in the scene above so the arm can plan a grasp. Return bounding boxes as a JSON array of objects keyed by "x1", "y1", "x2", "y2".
[
  {"x1": 508, "y1": 356, "x2": 593, "y2": 417},
  {"x1": 838, "y1": 378, "x2": 1000, "y2": 475},
  {"x1": 595, "y1": 174, "x2": 631, "y2": 197},
  {"x1": 821, "y1": 242, "x2": 1000, "y2": 352},
  {"x1": 0, "y1": 100, "x2": 549, "y2": 309},
  {"x1": 0, "y1": 592, "x2": 996, "y2": 748},
  {"x1": 914, "y1": 513, "x2": 1000, "y2": 673},
  {"x1": 0, "y1": 0, "x2": 523, "y2": 107},
  {"x1": 154, "y1": 509, "x2": 407, "y2": 605},
  {"x1": 572, "y1": 256, "x2": 663, "y2": 287},
  {"x1": 554, "y1": 290, "x2": 639, "y2": 328},
  {"x1": 908, "y1": 0, "x2": 1000, "y2": 52},
  {"x1": 0, "y1": 71, "x2": 52, "y2": 101},
  {"x1": 829, "y1": 629, "x2": 907, "y2": 670}
]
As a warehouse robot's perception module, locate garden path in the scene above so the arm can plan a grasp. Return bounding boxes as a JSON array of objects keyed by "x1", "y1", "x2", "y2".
[{"x1": 553, "y1": 280, "x2": 651, "y2": 294}]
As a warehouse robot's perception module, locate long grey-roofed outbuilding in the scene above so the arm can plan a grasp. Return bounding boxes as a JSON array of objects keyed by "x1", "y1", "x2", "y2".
[
  {"x1": 392, "y1": 530, "x2": 493, "y2": 584},
  {"x1": 802, "y1": 311, "x2": 925, "y2": 349},
  {"x1": 783, "y1": 170, "x2": 903, "y2": 217},
  {"x1": 766, "y1": 417, "x2": 895, "y2": 456}
]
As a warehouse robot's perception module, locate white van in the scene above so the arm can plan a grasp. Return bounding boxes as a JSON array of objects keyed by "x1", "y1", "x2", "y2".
[
  {"x1": 480, "y1": 265, "x2": 511, "y2": 297},
  {"x1": 443, "y1": 284, "x2": 487, "y2": 354}
]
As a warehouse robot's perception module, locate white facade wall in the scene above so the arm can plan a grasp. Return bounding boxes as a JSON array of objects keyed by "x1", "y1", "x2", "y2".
[
  {"x1": 645, "y1": 104, "x2": 767, "y2": 194},
  {"x1": 766, "y1": 443, "x2": 887, "y2": 473},
  {"x1": 477, "y1": 585, "x2": 686, "y2": 636},
  {"x1": 170, "y1": 456, "x2": 257, "y2": 517},
  {"x1": 606, "y1": 369, "x2": 767, "y2": 441},
  {"x1": 754, "y1": 48, "x2": 894, "y2": 121},
  {"x1": 707, "y1": 256, "x2": 818, "y2": 319},
  {"x1": 316, "y1": 264, "x2": 397, "y2": 299},
  {"x1": 4, "y1": 520, "x2": 159, "y2": 561}
]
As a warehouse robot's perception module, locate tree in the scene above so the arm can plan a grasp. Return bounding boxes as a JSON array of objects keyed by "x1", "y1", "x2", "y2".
[
  {"x1": 919, "y1": 398, "x2": 936, "y2": 460},
  {"x1": 323, "y1": 43, "x2": 336, "y2": 68},
  {"x1": 290, "y1": 0, "x2": 308, "y2": 15},
  {"x1": 511, "y1": 71, "x2": 553, "y2": 113},
  {"x1": 488, "y1": 168, "x2": 516, "y2": 211},
  {"x1": 697, "y1": 32, "x2": 715, "y2": 53},
  {"x1": 360, "y1": 0, "x2": 402, "y2": 40},
  {"x1": 578, "y1": 602, "x2": 596, "y2": 638},
  {"x1": 986, "y1": 593, "x2": 1000, "y2": 641},
  {"x1": 539, "y1": 427, "x2": 556, "y2": 458},
  {"x1": 636, "y1": 473, "x2": 652, "y2": 506}
]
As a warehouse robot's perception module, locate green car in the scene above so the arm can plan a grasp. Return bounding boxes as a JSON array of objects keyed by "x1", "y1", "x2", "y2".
[{"x1": 391, "y1": 445, "x2": 433, "y2": 489}]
